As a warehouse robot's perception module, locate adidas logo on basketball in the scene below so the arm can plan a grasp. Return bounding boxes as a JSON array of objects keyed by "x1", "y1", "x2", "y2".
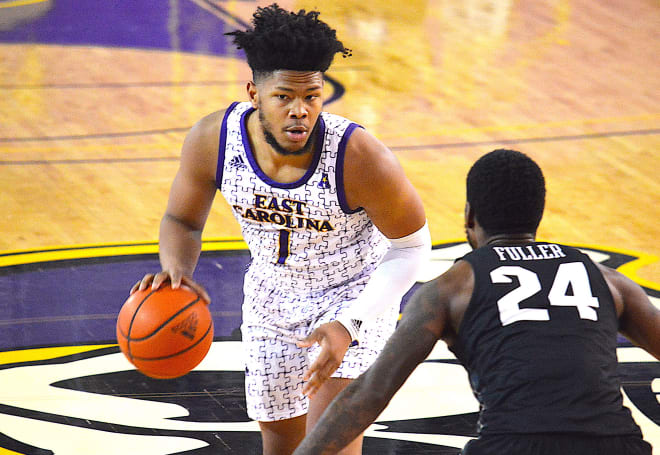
[
  {"x1": 171, "y1": 313, "x2": 198, "y2": 340},
  {"x1": 228, "y1": 155, "x2": 247, "y2": 169}
]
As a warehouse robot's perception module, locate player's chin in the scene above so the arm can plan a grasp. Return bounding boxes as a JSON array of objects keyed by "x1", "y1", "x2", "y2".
[{"x1": 278, "y1": 141, "x2": 310, "y2": 156}]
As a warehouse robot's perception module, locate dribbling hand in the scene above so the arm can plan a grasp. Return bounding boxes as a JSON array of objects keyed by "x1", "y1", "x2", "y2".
[{"x1": 131, "y1": 271, "x2": 211, "y2": 304}]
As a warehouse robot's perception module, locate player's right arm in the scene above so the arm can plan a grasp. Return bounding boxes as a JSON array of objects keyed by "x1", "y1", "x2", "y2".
[
  {"x1": 132, "y1": 111, "x2": 223, "y2": 303},
  {"x1": 599, "y1": 263, "x2": 660, "y2": 360}
]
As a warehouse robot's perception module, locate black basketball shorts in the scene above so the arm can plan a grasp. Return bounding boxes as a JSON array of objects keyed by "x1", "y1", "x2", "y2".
[{"x1": 461, "y1": 433, "x2": 652, "y2": 455}]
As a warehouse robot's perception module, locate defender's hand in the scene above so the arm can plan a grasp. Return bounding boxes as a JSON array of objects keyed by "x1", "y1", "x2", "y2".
[{"x1": 296, "y1": 321, "x2": 352, "y2": 397}]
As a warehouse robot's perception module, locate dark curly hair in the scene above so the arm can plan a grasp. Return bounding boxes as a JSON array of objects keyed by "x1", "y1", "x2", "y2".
[
  {"x1": 225, "y1": 3, "x2": 351, "y2": 80},
  {"x1": 467, "y1": 149, "x2": 546, "y2": 235}
]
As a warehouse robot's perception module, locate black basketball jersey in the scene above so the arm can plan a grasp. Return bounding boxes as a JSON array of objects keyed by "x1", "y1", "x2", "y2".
[{"x1": 451, "y1": 242, "x2": 642, "y2": 437}]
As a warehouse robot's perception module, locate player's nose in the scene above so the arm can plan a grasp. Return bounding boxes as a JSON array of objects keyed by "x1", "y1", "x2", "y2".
[{"x1": 289, "y1": 98, "x2": 308, "y2": 118}]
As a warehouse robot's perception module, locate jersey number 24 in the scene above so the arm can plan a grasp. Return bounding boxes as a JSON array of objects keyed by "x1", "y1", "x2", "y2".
[{"x1": 490, "y1": 262, "x2": 600, "y2": 326}]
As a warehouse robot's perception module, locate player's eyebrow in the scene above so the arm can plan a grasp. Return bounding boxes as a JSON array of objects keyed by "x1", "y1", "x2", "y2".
[{"x1": 274, "y1": 85, "x2": 323, "y2": 92}]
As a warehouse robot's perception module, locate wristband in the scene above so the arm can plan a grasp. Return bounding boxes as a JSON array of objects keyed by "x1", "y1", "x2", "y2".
[{"x1": 336, "y1": 315, "x2": 363, "y2": 345}]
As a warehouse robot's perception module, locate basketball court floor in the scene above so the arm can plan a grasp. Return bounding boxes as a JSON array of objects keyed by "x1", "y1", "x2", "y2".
[{"x1": 0, "y1": 0, "x2": 658, "y2": 453}]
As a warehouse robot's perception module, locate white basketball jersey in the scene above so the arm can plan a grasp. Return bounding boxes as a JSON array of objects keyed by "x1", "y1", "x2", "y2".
[{"x1": 216, "y1": 102, "x2": 388, "y2": 324}]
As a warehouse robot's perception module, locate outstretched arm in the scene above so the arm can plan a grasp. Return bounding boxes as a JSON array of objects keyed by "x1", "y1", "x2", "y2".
[
  {"x1": 293, "y1": 261, "x2": 473, "y2": 454},
  {"x1": 599, "y1": 264, "x2": 660, "y2": 360},
  {"x1": 293, "y1": 282, "x2": 443, "y2": 454}
]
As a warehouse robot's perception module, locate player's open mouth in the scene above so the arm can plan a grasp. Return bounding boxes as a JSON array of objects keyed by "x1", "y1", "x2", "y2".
[{"x1": 285, "y1": 127, "x2": 308, "y2": 142}]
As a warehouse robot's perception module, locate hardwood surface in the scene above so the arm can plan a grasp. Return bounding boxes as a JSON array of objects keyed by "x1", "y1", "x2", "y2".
[
  {"x1": 0, "y1": 1, "x2": 658, "y2": 453},
  {"x1": 0, "y1": 0, "x2": 658, "y2": 285}
]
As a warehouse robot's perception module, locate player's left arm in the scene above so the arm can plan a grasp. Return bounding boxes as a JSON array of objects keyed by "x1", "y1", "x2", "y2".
[
  {"x1": 298, "y1": 127, "x2": 430, "y2": 396},
  {"x1": 293, "y1": 265, "x2": 460, "y2": 455},
  {"x1": 599, "y1": 264, "x2": 660, "y2": 360},
  {"x1": 343, "y1": 127, "x2": 427, "y2": 237},
  {"x1": 335, "y1": 126, "x2": 430, "y2": 325}
]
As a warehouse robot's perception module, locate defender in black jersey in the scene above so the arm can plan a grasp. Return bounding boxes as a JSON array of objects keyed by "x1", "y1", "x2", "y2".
[{"x1": 294, "y1": 149, "x2": 659, "y2": 455}]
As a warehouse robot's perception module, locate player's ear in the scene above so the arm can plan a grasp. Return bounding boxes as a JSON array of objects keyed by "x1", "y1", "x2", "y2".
[
  {"x1": 247, "y1": 81, "x2": 258, "y2": 108},
  {"x1": 464, "y1": 202, "x2": 475, "y2": 228}
]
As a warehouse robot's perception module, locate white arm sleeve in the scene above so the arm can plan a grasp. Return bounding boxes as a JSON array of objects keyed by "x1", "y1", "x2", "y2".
[{"x1": 336, "y1": 221, "x2": 432, "y2": 342}]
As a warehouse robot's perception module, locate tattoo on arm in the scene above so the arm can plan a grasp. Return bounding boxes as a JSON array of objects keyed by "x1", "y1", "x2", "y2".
[{"x1": 299, "y1": 286, "x2": 444, "y2": 453}]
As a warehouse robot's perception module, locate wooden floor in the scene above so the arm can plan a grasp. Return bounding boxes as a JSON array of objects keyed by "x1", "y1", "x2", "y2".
[
  {"x1": 0, "y1": 0, "x2": 658, "y2": 454},
  {"x1": 1, "y1": 0, "x2": 659, "y2": 284}
]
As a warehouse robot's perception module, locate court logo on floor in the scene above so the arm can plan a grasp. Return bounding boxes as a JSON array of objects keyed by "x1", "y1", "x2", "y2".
[{"x1": 0, "y1": 241, "x2": 657, "y2": 454}]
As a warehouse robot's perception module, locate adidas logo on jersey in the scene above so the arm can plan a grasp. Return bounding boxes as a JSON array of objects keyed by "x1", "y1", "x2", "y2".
[{"x1": 228, "y1": 155, "x2": 247, "y2": 169}]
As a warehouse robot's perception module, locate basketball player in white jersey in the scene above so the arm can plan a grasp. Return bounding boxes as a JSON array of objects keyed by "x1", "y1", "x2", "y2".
[{"x1": 132, "y1": 4, "x2": 430, "y2": 454}]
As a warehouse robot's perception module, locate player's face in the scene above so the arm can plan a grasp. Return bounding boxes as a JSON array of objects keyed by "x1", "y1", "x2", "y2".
[{"x1": 251, "y1": 70, "x2": 324, "y2": 156}]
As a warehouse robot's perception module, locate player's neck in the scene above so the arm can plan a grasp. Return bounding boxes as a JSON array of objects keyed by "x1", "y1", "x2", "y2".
[{"x1": 485, "y1": 233, "x2": 536, "y2": 247}]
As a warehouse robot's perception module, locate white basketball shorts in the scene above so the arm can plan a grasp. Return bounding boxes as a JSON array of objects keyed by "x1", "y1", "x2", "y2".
[{"x1": 241, "y1": 280, "x2": 399, "y2": 422}]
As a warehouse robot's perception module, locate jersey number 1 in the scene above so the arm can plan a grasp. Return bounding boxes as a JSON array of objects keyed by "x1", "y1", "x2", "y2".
[
  {"x1": 277, "y1": 229, "x2": 291, "y2": 264},
  {"x1": 490, "y1": 262, "x2": 600, "y2": 326}
]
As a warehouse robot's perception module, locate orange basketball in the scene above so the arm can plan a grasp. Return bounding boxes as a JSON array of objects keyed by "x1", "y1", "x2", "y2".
[{"x1": 116, "y1": 284, "x2": 213, "y2": 379}]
